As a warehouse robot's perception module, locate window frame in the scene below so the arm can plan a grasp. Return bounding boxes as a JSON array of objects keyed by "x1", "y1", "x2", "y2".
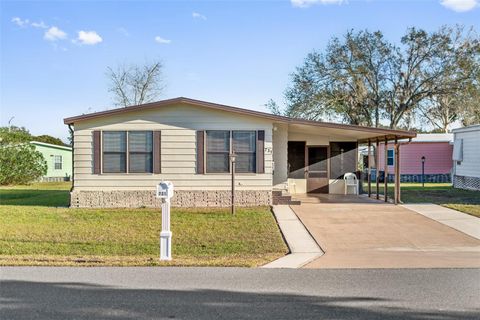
[
  {"x1": 232, "y1": 130, "x2": 257, "y2": 174},
  {"x1": 387, "y1": 149, "x2": 394, "y2": 166},
  {"x1": 128, "y1": 131, "x2": 154, "y2": 174},
  {"x1": 54, "y1": 155, "x2": 62, "y2": 170},
  {"x1": 101, "y1": 131, "x2": 154, "y2": 174},
  {"x1": 205, "y1": 130, "x2": 231, "y2": 174}
]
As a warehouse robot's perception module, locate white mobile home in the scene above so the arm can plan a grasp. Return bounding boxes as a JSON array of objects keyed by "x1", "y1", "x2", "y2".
[
  {"x1": 452, "y1": 124, "x2": 480, "y2": 191},
  {"x1": 64, "y1": 97, "x2": 416, "y2": 207}
]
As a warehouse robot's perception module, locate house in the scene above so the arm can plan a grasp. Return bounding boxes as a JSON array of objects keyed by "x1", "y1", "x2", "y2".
[
  {"x1": 376, "y1": 133, "x2": 453, "y2": 183},
  {"x1": 63, "y1": 97, "x2": 416, "y2": 208},
  {"x1": 30, "y1": 141, "x2": 72, "y2": 182},
  {"x1": 452, "y1": 124, "x2": 480, "y2": 191}
]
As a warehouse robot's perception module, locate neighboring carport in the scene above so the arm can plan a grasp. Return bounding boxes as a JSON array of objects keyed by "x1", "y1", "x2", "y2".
[{"x1": 291, "y1": 197, "x2": 480, "y2": 268}]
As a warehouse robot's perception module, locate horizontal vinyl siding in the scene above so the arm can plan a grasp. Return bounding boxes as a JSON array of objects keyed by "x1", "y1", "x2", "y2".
[
  {"x1": 73, "y1": 104, "x2": 273, "y2": 191},
  {"x1": 455, "y1": 130, "x2": 480, "y2": 178},
  {"x1": 377, "y1": 142, "x2": 453, "y2": 175}
]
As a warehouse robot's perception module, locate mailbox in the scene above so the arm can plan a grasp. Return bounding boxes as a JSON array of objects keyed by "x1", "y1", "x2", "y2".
[
  {"x1": 157, "y1": 181, "x2": 174, "y2": 200},
  {"x1": 156, "y1": 181, "x2": 174, "y2": 261}
]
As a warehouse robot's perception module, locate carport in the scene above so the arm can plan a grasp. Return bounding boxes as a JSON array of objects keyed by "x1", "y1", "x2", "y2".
[
  {"x1": 290, "y1": 198, "x2": 480, "y2": 268},
  {"x1": 274, "y1": 120, "x2": 416, "y2": 204}
]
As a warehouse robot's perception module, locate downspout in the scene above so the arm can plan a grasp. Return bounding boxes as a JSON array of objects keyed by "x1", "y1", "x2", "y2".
[{"x1": 68, "y1": 124, "x2": 74, "y2": 193}]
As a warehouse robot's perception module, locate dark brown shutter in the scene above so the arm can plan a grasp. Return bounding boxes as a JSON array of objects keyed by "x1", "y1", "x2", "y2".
[
  {"x1": 256, "y1": 130, "x2": 265, "y2": 174},
  {"x1": 93, "y1": 130, "x2": 101, "y2": 174},
  {"x1": 196, "y1": 130, "x2": 205, "y2": 174},
  {"x1": 153, "y1": 131, "x2": 161, "y2": 174}
]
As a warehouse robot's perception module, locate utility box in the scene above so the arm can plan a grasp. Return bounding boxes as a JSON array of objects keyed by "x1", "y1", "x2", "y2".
[{"x1": 156, "y1": 181, "x2": 174, "y2": 260}]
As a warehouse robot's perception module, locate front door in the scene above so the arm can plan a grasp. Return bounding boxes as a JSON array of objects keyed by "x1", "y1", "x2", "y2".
[{"x1": 307, "y1": 146, "x2": 329, "y2": 193}]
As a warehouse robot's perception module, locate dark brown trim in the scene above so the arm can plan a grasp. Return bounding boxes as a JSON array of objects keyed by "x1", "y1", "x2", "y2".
[
  {"x1": 153, "y1": 131, "x2": 161, "y2": 174},
  {"x1": 68, "y1": 125, "x2": 75, "y2": 193},
  {"x1": 196, "y1": 130, "x2": 205, "y2": 174},
  {"x1": 64, "y1": 97, "x2": 416, "y2": 139},
  {"x1": 256, "y1": 130, "x2": 265, "y2": 174},
  {"x1": 93, "y1": 130, "x2": 101, "y2": 174}
]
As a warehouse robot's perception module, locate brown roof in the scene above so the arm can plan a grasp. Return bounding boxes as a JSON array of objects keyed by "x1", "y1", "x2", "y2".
[{"x1": 64, "y1": 97, "x2": 416, "y2": 140}]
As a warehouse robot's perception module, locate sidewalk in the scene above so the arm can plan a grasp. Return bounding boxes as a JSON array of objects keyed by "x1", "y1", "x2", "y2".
[
  {"x1": 402, "y1": 204, "x2": 480, "y2": 240},
  {"x1": 262, "y1": 205, "x2": 323, "y2": 268}
]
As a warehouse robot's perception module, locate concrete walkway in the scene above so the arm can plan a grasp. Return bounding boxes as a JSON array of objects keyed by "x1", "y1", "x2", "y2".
[
  {"x1": 402, "y1": 204, "x2": 480, "y2": 240},
  {"x1": 262, "y1": 205, "x2": 323, "y2": 268}
]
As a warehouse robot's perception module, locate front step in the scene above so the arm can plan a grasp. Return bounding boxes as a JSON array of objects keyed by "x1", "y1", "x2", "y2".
[{"x1": 272, "y1": 190, "x2": 301, "y2": 206}]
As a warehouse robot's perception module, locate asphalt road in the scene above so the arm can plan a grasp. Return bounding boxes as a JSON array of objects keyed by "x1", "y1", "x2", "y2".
[{"x1": 1, "y1": 267, "x2": 479, "y2": 319}]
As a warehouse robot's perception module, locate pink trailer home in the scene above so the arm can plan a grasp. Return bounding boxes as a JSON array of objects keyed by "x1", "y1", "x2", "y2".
[{"x1": 377, "y1": 133, "x2": 453, "y2": 183}]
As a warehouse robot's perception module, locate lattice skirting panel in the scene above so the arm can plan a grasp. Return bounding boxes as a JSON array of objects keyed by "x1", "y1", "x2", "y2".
[{"x1": 453, "y1": 175, "x2": 480, "y2": 191}]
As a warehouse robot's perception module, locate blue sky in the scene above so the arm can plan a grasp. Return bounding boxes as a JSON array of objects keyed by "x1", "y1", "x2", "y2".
[{"x1": 1, "y1": 0, "x2": 479, "y2": 141}]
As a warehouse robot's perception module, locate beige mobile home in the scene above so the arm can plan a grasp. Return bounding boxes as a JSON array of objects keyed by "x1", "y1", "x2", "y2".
[{"x1": 64, "y1": 97, "x2": 415, "y2": 207}]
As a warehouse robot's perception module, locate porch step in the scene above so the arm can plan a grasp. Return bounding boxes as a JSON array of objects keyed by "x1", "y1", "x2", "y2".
[{"x1": 272, "y1": 190, "x2": 301, "y2": 206}]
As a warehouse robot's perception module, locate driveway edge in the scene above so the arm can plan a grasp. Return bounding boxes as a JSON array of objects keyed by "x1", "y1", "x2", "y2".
[
  {"x1": 402, "y1": 204, "x2": 480, "y2": 240},
  {"x1": 262, "y1": 205, "x2": 324, "y2": 268}
]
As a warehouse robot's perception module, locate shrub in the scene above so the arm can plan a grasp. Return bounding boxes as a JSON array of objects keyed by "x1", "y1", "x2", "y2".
[{"x1": 0, "y1": 143, "x2": 47, "y2": 185}]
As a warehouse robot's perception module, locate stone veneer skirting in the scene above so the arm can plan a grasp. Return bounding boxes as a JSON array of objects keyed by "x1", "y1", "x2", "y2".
[
  {"x1": 453, "y1": 175, "x2": 480, "y2": 191},
  {"x1": 70, "y1": 190, "x2": 272, "y2": 208}
]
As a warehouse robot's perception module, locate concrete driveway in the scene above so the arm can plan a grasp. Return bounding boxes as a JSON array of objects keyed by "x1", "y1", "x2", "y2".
[{"x1": 291, "y1": 195, "x2": 480, "y2": 268}]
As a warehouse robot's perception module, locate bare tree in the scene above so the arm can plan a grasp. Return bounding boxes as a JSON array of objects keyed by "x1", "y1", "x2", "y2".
[{"x1": 107, "y1": 61, "x2": 165, "y2": 107}]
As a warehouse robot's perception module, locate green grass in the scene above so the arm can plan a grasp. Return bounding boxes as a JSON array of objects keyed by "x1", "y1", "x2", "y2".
[
  {"x1": 0, "y1": 183, "x2": 288, "y2": 266},
  {"x1": 364, "y1": 182, "x2": 480, "y2": 218}
]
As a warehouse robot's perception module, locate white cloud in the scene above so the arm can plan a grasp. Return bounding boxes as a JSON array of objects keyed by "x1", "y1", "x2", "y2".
[
  {"x1": 31, "y1": 21, "x2": 48, "y2": 29},
  {"x1": 291, "y1": 0, "x2": 345, "y2": 8},
  {"x1": 76, "y1": 30, "x2": 103, "y2": 45},
  {"x1": 11, "y1": 17, "x2": 29, "y2": 27},
  {"x1": 192, "y1": 12, "x2": 207, "y2": 20},
  {"x1": 440, "y1": 0, "x2": 478, "y2": 12},
  {"x1": 44, "y1": 26, "x2": 67, "y2": 41},
  {"x1": 154, "y1": 36, "x2": 171, "y2": 44}
]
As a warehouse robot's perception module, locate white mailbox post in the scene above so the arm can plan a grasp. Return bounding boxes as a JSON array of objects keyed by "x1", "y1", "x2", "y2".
[{"x1": 156, "y1": 181, "x2": 174, "y2": 260}]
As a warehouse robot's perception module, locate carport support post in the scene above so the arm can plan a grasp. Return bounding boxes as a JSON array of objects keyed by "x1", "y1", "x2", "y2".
[
  {"x1": 376, "y1": 139, "x2": 380, "y2": 200},
  {"x1": 394, "y1": 137, "x2": 400, "y2": 205},
  {"x1": 384, "y1": 137, "x2": 388, "y2": 202},
  {"x1": 367, "y1": 140, "x2": 372, "y2": 197}
]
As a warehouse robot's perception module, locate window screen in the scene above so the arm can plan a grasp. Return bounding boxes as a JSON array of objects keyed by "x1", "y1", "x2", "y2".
[
  {"x1": 233, "y1": 131, "x2": 256, "y2": 173},
  {"x1": 103, "y1": 131, "x2": 127, "y2": 173},
  {"x1": 129, "y1": 131, "x2": 153, "y2": 173},
  {"x1": 206, "y1": 131, "x2": 230, "y2": 173},
  {"x1": 288, "y1": 141, "x2": 306, "y2": 179},
  {"x1": 330, "y1": 142, "x2": 357, "y2": 179}
]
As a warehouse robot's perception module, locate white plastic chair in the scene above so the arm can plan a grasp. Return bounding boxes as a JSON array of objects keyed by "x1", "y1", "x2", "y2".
[{"x1": 344, "y1": 172, "x2": 358, "y2": 195}]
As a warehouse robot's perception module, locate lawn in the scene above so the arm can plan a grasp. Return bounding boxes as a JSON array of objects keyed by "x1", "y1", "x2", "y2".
[
  {"x1": 0, "y1": 183, "x2": 288, "y2": 266},
  {"x1": 364, "y1": 182, "x2": 480, "y2": 218}
]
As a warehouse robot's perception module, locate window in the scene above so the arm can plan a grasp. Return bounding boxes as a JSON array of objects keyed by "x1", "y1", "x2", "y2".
[
  {"x1": 128, "y1": 131, "x2": 153, "y2": 173},
  {"x1": 102, "y1": 131, "x2": 153, "y2": 174},
  {"x1": 54, "y1": 155, "x2": 62, "y2": 170},
  {"x1": 103, "y1": 131, "x2": 127, "y2": 173},
  {"x1": 387, "y1": 149, "x2": 394, "y2": 166},
  {"x1": 233, "y1": 131, "x2": 256, "y2": 173},
  {"x1": 205, "y1": 130, "x2": 257, "y2": 174},
  {"x1": 206, "y1": 131, "x2": 230, "y2": 173}
]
